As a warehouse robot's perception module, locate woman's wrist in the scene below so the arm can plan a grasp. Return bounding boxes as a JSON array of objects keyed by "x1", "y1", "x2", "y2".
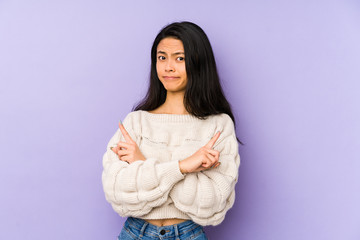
[{"x1": 178, "y1": 161, "x2": 187, "y2": 174}]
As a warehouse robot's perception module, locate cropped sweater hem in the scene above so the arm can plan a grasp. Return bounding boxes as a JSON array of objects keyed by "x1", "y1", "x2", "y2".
[{"x1": 140, "y1": 206, "x2": 191, "y2": 221}]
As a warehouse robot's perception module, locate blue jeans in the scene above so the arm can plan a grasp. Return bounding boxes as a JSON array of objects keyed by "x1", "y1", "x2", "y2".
[{"x1": 118, "y1": 217, "x2": 208, "y2": 240}]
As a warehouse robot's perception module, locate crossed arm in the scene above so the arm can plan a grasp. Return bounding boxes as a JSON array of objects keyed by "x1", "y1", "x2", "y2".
[
  {"x1": 111, "y1": 120, "x2": 222, "y2": 173},
  {"x1": 102, "y1": 118, "x2": 239, "y2": 225}
]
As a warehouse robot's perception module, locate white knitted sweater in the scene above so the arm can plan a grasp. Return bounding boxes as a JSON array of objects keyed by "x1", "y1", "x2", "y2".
[{"x1": 102, "y1": 110, "x2": 240, "y2": 226}]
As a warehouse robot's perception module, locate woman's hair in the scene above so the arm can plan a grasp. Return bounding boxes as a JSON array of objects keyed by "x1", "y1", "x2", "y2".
[{"x1": 133, "y1": 21, "x2": 241, "y2": 143}]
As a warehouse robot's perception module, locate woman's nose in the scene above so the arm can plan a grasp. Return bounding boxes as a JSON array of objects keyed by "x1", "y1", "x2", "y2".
[{"x1": 165, "y1": 60, "x2": 175, "y2": 72}]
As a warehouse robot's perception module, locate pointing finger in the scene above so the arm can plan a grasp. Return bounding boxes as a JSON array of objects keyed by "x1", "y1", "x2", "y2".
[
  {"x1": 119, "y1": 120, "x2": 134, "y2": 143},
  {"x1": 205, "y1": 131, "x2": 221, "y2": 149}
]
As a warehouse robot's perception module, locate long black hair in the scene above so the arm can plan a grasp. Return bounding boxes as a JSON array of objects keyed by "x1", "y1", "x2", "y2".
[{"x1": 133, "y1": 21, "x2": 241, "y2": 143}]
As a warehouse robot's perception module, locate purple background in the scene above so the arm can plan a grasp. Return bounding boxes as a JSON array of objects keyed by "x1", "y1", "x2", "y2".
[{"x1": 1, "y1": 0, "x2": 359, "y2": 239}]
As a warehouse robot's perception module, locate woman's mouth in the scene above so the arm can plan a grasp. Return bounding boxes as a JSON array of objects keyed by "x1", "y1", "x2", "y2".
[{"x1": 163, "y1": 76, "x2": 180, "y2": 80}]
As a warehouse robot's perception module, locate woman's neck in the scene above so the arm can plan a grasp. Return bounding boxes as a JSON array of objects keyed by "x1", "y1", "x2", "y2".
[{"x1": 151, "y1": 91, "x2": 189, "y2": 115}]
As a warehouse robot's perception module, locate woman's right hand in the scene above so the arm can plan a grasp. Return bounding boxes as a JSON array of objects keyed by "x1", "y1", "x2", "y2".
[
  {"x1": 111, "y1": 121, "x2": 146, "y2": 164},
  {"x1": 179, "y1": 132, "x2": 221, "y2": 174}
]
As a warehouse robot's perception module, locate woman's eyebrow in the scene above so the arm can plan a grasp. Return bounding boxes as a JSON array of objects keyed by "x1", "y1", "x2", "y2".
[
  {"x1": 157, "y1": 51, "x2": 184, "y2": 56},
  {"x1": 172, "y1": 52, "x2": 185, "y2": 55}
]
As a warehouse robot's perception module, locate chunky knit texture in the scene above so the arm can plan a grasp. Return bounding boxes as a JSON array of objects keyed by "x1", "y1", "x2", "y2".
[{"x1": 102, "y1": 110, "x2": 240, "y2": 226}]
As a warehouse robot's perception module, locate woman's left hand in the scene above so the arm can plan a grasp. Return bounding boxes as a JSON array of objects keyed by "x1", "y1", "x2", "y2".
[{"x1": 111, "y1": 121, "x2": 146, "y2": 164}]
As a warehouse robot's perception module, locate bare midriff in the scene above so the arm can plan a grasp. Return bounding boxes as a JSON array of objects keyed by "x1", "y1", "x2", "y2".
[{"x1": 145, "y1": 218, "x2": 187, "y2": 226}]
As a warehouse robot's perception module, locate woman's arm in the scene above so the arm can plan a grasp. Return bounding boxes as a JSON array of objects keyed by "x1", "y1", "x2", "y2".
[
  {"x1": 169, "y1": 115, "x2": 240, "y2": 226},
  {"x1": 102, "y1": 115, "x2": 185, "y2": 217}
]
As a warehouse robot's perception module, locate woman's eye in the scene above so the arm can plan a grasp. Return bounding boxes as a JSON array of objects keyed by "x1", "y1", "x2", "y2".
[
  {"x1": 177, "y1": 57, "x2": 185, "y2": 61},
  {"x1": 158, "y1": 56, "x2": 166, "y2": 60}
]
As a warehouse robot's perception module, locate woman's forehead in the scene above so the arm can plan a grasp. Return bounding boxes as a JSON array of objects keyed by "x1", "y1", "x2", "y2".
[{"x1": 157, "y1": 38, "x2": 184, "y2": 53}]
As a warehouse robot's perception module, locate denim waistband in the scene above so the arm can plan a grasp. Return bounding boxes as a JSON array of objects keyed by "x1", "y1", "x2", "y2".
[{"x1": 124, "y1": 217, "x2": 205, "y2": 239}]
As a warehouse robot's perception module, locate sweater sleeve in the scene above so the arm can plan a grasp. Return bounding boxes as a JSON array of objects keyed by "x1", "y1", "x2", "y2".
[
  {"x1": 169, "y1": 115, "x2": 240, "y2": 226},
  {"x1": 102, "y1": 113, "x2": 185, "y2": 217}
]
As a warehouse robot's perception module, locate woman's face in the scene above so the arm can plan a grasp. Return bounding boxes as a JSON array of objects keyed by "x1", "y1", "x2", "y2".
[{"x1": 156, "y1": 37, "x2": 187, "y2": 94}]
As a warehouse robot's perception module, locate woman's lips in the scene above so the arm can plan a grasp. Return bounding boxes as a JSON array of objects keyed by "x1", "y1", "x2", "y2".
[{"x1": 163, "y1": 76, "x2": 180, "y2": 80}]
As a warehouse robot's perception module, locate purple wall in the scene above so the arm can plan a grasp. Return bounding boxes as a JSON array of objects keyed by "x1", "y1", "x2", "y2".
[{"x1": 1, "y1": 0, "x2": 359, "y2": 239}]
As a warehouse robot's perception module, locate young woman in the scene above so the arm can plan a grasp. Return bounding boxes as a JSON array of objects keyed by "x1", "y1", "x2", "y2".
[{"x1": 102, "y1": 21, "x2": 241, "y2": 240}]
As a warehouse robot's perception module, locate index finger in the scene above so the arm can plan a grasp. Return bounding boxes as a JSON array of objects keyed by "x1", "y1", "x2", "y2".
[
  {"x1": 118, "y1": 120, "x2": 134, "y2": 143},
  {"x1": 205, "y1": 131, "x2": 221, "y2": 149}
]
